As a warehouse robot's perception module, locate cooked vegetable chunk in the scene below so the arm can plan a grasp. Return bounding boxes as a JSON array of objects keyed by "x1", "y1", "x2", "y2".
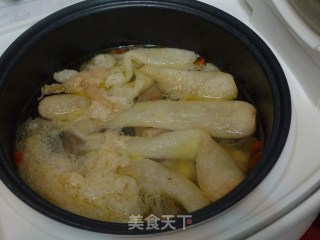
[
  {"x1": 38, "y1": 94, "x2": 90, "y2": 120},
  {"x1": 126, "y1": 129, "x2": 201, "y2": 161},
  {"x1": 17, "y1": 46, "x2": 259, "y2": 223},
  {"x1": 196, "y1": 131, "x2": 245, "y2": 201},
  {"x1": 122, "y1": 47, "x2": 198, "y2": 81},
  {"x1": 126, "y1": 47, "x2": 198, "y2": 66},
  {"x1": 126, "y1": 129, "x2": 245, "y2": 201},
  {"x1": 119, "y1": 157, "x2": 210, "y2": 212},
  {"x1": 81, "y1": 53, "x2": 116, "y2": 70},
  {"x1": 141, "y1": 65, "x2": 238, "y2": 100},
  {"x1": 108, "y1": 100, "x2": 256, "y2": 138},
  {"x1": 53, "y1": 69, "x2": 78, "y2": 83}
]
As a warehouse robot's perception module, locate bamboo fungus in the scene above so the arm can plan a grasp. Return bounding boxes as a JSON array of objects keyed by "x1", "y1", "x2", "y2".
[
  {"x1": 108, "y1": 100, "x2": 256, "y2": 139},
  {"x1": 17, "y1": 47, "x2": 258, "y2": 222},
  {"x1": 126, "y1": 129, "x2": 245, "y2": 201}
]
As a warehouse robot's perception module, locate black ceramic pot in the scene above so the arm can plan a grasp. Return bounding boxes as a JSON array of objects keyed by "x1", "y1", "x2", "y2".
[{"x1": 0, "y1": 0, "x2": 291, "y2": 235}]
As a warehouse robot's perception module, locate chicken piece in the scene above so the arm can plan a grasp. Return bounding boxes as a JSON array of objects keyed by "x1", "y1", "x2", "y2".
[
  {"x1": 141, "y1": 65, "x2": 238, "y2": 100},
  {"x1": 38, "y1": 94, "x2": 90, "y2": 121},
  {"x1": 107, "y1": 100, "x2": 256, "y2": 139}
]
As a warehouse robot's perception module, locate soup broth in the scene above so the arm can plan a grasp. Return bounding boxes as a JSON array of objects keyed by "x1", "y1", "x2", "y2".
[{"x1": 15, "y1": 46, "x2": 260, "y2": 222}]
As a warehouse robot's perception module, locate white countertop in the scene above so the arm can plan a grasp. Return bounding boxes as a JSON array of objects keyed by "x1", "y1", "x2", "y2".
[{"x1": 0, "y1": 0, "x2": 83, "y2": 28}]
